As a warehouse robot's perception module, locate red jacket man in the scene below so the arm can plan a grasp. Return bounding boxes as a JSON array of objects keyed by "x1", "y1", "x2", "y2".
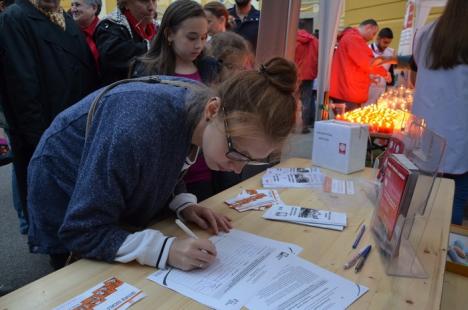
[
  {"x1": 295, "y1": 29, "x2": 318, "y2": 81},
  {"x1": 330, "y1": 19, "x2": 388, "y2": 105}
]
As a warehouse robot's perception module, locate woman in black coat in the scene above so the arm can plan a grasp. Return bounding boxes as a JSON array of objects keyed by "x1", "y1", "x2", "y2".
[{"x1": 0, "y1": 0, "x2": 98, "y2": 218}]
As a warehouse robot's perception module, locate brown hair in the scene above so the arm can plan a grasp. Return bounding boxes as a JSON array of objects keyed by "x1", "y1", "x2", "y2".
[
  {"x1": 428, "y1": 0, "x2": 468, "y2": 69},
  {"x1": 138, "y1": 0, "x2": 206, "y2": 75},
  {"x1": 207, "y1": 31, "x2": 253, "y2": 80},
  {"x1": 203, "y1": 1, "x2": 229, "y2": 30},
  {"x1": 216, "y1": 57, "x2": 298, "y2": 145}
]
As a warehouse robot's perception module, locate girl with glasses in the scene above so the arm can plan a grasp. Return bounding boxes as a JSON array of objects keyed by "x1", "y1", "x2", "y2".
[{"x1": 27, "y1": 57, "x2": 297, "y2": 271}]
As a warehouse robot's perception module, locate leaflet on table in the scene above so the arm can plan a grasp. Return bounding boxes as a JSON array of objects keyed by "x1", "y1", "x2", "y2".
[
  {"x1": 263, "y1": 204, "x2": 347, "y2": 227},
  {"x1": 323, "y1": 176, "x2": 356, "y2": 195},
  {"x1": 147, "y1": 229, "x2": 302, "y2": 310},
  {"x1": 262, "y1": 172, "x2": 325, "y2": 188},
  {"x1": 225, "y1": 189, "x2": 284, "y2": 212},
  {"x1": 264, "y1": 167, "x2": 322, "y2": 175},
  {"x1": 148, "y1": 229, "x2": 367, "y2": 310},
  {"x1": 291, "y1": 220, "x2": 344, "y2": 231},
  {"x1": 245, "y1": 255, "x2": 368, "y2": 310},
  {"x1": 53, "y1": 277, "x2": 145, "y2": 310}
]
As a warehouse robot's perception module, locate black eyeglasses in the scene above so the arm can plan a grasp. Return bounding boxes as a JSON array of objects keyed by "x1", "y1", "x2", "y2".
[{"x1": 221, "y1": 105, "x2": 273, "y2": 165}]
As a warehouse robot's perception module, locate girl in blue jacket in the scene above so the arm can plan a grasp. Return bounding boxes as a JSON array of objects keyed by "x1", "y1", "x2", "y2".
[{"x1": 27, "y1": 57, "x2": 298, "y2": 270}]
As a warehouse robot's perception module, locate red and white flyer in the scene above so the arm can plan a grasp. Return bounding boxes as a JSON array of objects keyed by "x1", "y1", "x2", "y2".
[
  {"x1": 53, "y1": 277, "x2": 145, "y2": 310},
  {"x1": 225, "y1": 189, "x2": 284, "y2": 212}
]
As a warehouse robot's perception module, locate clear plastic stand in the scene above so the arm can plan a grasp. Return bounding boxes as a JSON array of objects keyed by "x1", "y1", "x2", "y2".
[{"x1": 371, "y1": 116, "x2": 446, "y2": 278}]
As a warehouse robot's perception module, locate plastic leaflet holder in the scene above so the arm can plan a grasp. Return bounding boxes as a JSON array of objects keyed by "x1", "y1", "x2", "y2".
[{"x1": 370, "y1": 117, "x2": 446, "y2": 278}]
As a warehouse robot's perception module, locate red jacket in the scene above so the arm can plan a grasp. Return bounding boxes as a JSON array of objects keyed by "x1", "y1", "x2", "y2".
[
  {"x1": 329, "y1": 28, "x2": 387, "y2": 104},
  {"x1": 295, "y1": 29, "x2": 318, "y2": 81}
]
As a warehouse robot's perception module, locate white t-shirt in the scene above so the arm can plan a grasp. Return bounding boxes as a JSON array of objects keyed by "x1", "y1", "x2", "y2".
[
  {"x1": 366, "y1": 43, "x2": 394, "y2": 104},
  {"x1": 412, "y1": 22, "x2": 468, "y2": 174}
]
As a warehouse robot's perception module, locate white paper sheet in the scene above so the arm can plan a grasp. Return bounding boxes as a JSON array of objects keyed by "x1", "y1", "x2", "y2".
[
  {"x1": 147, "y1": 230, "x2": 302, "y2": 310},
  {"x1": 53, "y1": 277, "x2": 145, "y2": 310},
  {"x1": 246, "y1": 255, "x2": 368, "y2": 310},
  {"x1": 148, "y1": 230, "x2": 367, "y2": 310},
  {"x1": 263, "y1": 205, "x2": 347, "y2": 227}
]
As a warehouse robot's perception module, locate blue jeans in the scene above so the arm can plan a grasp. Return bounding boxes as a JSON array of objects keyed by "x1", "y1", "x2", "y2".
[{"x1": 446, "y1": 172, "x2": 468, "y2": 225}]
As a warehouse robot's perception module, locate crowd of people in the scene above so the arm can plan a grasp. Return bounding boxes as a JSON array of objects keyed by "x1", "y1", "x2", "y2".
[
  {"x1": 0, "y1": 0, "x2": 466, "y2": 275},
  {"x1": 0, "y1": 0, "x2": 287, "y2": 271}
]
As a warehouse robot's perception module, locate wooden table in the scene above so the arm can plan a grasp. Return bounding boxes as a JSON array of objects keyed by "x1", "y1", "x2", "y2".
[{"x1": 0, "y1": 158, "x2": 454, "y2": 310}]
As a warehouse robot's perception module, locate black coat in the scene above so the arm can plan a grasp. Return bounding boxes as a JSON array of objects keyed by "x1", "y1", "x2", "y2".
[
  {"x1": 0, "y1": 0, "x2": 98, "y2": 213},
  {"x1": 94, "y1": 11, "x2": 149, "y2": 86}
]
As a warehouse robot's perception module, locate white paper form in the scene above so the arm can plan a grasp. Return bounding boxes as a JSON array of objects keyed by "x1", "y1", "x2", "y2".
[
  {"x1": 263, "y1": 205, "x2": 347, "y2": 227},
  {"x1": 147, "y1": 230, "x2": 302, "y2": 310},
  {"x1": 246, "y1": 255, "x2": 368, "y2": 310}
]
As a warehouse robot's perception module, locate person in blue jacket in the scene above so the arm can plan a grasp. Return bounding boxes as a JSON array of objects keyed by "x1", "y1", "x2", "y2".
[{"x1": 27, "y1": 57, "x2": 298, "y2": 270}]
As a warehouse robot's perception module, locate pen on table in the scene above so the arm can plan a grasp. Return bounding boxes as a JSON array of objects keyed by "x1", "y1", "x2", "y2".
[
  {"x1": 344, "y1": 245, "x2": 371, "y2": 269},
  {"x1": 354, "y1": 245, "x2": 372, "y2": 273},
  {"x1": 352, "y1": 224, "x2": 366, "y2": 249},
  {"x1": 175, "y1": 219, "x2": 199, "y2": 239}
]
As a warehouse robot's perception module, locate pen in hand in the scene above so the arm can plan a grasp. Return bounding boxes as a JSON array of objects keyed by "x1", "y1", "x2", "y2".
[
  {"x1": 354, "y1": 245, "x2": 372, "y2": 273},
  {"x1": 175, "y1": 219, "x2": 199, "y2": 239},
  {"x1": 175, "y1": 219, "x2": 212, "y2": 255}
]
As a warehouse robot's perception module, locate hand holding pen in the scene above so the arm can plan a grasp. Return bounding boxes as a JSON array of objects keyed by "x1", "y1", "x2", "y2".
[{"x1": 167, "y1": 219, "x2": 217, "y2": 271}]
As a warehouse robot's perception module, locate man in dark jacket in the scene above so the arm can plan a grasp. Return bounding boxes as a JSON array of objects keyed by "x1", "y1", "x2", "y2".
[
  {"x1": 0, "y1": 0, "x2": 98, "y2": 218},
  {"x1": 228, "y1": 0, "x2": 259, "y2": 53}
]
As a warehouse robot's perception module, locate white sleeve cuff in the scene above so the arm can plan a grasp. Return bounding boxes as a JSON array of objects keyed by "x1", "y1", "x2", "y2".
[
  {"x1": 114, "y1": 229, "x2": 175, "y2": 269},
  {"x1": 169, "y1": 193, "x2": 197, "y2": 219}
]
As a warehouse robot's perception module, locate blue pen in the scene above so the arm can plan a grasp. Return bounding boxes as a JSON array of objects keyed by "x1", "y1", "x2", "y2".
[
  {"x1": 344, "y1": 245, "x2": 371, "y2": 269},
  {"x1": 352, "y1": 224, "x2": 366, "y2": 249},
  {"x1": 354, "y1": 245, "x2": 372, "y2": 273}
]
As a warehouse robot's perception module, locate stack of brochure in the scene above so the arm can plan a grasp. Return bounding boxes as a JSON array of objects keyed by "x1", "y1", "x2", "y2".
[
  {"x1": 263, "y1": 205, "x2": 347, "y2": 231},
  {"x1": 262, "y1": 167, "x2": 325, "y2": 188},
  {"x1": 225, "y1": 189, "x2": 284, "y2": 212}
]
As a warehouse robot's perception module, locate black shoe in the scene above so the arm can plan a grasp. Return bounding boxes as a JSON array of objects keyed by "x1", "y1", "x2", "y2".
[{"x1": 301, "y1": 127, "x2": 311, "y2": 134}]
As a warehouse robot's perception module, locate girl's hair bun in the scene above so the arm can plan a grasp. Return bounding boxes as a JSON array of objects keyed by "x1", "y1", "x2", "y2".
[{"x1": 259, "y1": 57, "x2": 297, "y2": 93}]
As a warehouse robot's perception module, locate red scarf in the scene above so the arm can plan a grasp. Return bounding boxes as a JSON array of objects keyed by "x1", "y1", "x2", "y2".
[
  {"x1": 123, "y1": 9, "x2": 156, "y2": 41},
  {"x1": 82, "y1": 16, "x2": 100, "y2": 68}
]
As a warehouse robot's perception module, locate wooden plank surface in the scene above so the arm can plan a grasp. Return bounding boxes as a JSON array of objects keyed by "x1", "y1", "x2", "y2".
[{"x1": 0, "y1": 158, "x2": 455, "y2": 310}]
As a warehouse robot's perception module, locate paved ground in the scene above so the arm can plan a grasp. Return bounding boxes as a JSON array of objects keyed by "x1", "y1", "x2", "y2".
[{"x1": 0, "y1": 130, "x2": 314, "y2": 296}]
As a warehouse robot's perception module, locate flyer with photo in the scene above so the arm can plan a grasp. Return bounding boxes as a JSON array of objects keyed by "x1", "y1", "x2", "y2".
[
  {"x1": 261, "y1": 167, "x2": 325, "y2": 189},
  {"x1": 263, "y1": 205, "x2": 347, "y2": 229}
]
